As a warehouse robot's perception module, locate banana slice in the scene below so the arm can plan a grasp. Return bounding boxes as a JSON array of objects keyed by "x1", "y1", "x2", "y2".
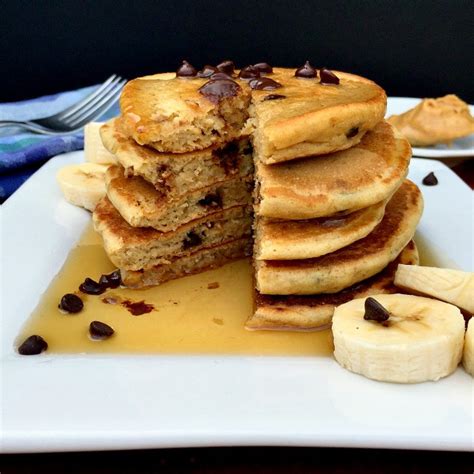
[
  {"x1": 463, "y1": 319, "x2": 473, "y2": 376},
  {"x1": 395, "y1": 265, "x2": 474, "y2": 314},
  {"x1": 332, "y1": 294, "x2": 465, "y2": 383},
  {"x1": 84, "y1": 122, "x2": 116, "y2": 165},
  {"x1": 56, "y1": 163, "x2": 108, "y2": 211}
]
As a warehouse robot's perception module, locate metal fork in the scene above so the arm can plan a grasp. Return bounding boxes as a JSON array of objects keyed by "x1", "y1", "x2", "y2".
[{"x1": 0, "y1": 74, "x2": 126, "y2": 135}]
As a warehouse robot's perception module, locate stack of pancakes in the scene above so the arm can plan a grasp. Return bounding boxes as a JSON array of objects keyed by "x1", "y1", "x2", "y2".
[
  {"x1": 92, "y1": 83, "x2": 255, "y2": 287},
  {"x1": 92, "y1": 62, "x2": 423, "y2": 330},
  {"x1": 248, "y1": 69, "x2": 422, "y2": 331}
]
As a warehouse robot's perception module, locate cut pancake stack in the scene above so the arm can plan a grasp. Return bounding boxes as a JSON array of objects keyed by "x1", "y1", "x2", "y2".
[
  {"x1": 89, "y1": 62, "x2": 423, "y2": 330},
  {"x1": 93, "y1": 108, "x2": 254, "y2": 288},
  {"x1": 247, "y1": 73, "x2": 423, "y2": 330}
]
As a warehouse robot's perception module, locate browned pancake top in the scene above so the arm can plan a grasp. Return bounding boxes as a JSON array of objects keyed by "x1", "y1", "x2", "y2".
[
  {"x1": 265, "y1": 180, "x2": 421, "y2": 269},
  {"x1": 258, "y1": 121, "x2": 410, "y2": 207},
  {"x1": 256, "y1": 240, "x2": 418, "y2": 308}
]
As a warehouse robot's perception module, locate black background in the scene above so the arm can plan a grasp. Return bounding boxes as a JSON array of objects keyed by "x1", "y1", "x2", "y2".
[{"x1": 2, "y1": 0, "x2": 473, "y2": 102}]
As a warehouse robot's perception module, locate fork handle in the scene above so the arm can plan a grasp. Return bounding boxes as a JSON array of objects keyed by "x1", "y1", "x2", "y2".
[{"x1": 0, "y1": 120, "x2": 57, "y2": 135}]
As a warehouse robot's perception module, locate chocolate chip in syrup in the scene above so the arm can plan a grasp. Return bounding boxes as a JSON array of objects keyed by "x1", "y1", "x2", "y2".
[
  {"x1": 99, "y1": 270, "x2": 122, "y2": 289},
  {"x1": 183, "y1": 231, "x2": 203, "y2": 250},
  {"x1": 320, "y1": 68, "x2": 340, "y2": 85},
  {"x1": 198, "y1": 79, "x2": 241, "y2": 104},
  {"x1": 295, "y1": 61, "x2": 317, "y2": 78},
  {"x1": 121, "y1": 300, "x2": 154, "y2": 316},
  {"x1": 216, "y1": 60, "x2": 235, "y2": 75},
  {"x1": 197, "y1": 65, "x2": 218, "y2": 78},
  {"x1": 346, "y1": 126, "x2": 359, "y2": 138},
  {"x1": 239, "y1": 65, "x2": 260, "y2": 80},
  {"x1": 249, "y1": 77, "x2": 282, "y2": 90},
  {"x1": 262, "y1": 94, "x2": 286, "y2": 101},
  {"x1": 253, "y1": 62, "x2": 273, "y2": 74},
  {"x1": 18, "y1": 335, "x2": 48, "y2": 355},
  {"x1": 364, "y1": 297, "x2": 391, "y2": 323},
  {"x1": 176, "y1": 60, "x2": 197, "y2": 77},
  {"x1": 89, "y1": 321, "x2": 115, "y2": 340},
  {"x1": 59, "y1": 293, "x2": 84, "y2": 313},
  {"x1": 422, "y1": 172, "x2": 438, "y2": 186},
  {"x1": 198, "y1": 192, "x2": 223, "y2": 208},
  {"x1": 79, "y1": 277, "x2": 105, "y2": 295}
]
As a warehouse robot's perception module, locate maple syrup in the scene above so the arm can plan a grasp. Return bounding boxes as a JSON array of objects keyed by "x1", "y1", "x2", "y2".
[{"x1": 15, "y1": 223, "x2": 333, "y2": 356}]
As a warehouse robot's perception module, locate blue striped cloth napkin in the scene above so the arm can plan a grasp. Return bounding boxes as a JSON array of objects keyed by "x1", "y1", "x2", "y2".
[{"x1": 0, "y1": 86, "x2": 120, "y2": 201}]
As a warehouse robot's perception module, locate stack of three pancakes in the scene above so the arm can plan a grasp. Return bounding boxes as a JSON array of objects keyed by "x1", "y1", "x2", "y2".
[
  {"x1": 92, "y1": 120, "x2": 254, "y2": 288},
  {"x1": 249, "y1": 120, "x2": 423, "y2": 330}
]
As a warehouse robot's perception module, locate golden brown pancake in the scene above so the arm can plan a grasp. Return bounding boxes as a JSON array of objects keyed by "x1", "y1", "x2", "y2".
[
  {"x1": 118, "y1": 67, "x2": 385, "y2": 160},
  {"x1": 121, "y1": 238, "x2": 251, "y2": 289},
  {"x1": 119, "y1": 72, "x2": 250, "y2": 153},
  {"x1": 252, "y1": 68, "x2": 387, "y2": 164},
  {"x1": 100, "y1": 119, "x2": 253, "y2": 197},
  {"x1": 105, "y1": 165, "x2": 252, "y2": 232},
  {"x1": 256, "y1": 121, "x2": 411, "y2": 220},
  {"x1": 93, "y1": 197, "x2": 252, "y2": 271},
  {"x1": 255, "y1": 180, "x2": 423, "y2": 295},
  {"x1": 255, "y1": 199, "x2": 387, "y2": 260},
  {"x1": 247, "y1": 240, "x2": 419, "y2": 331}
]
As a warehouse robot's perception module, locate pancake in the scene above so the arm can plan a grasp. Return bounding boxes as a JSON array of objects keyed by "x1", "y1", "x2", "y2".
[
  {"x1": 105, "y1": 165, "x2": 252, "y2": 232},
  {"x1": 251, "y1": 68, "x2": 386, "y2": 164},
  {"x1": 93, "y1": 197, "x2": 252, "y2": 271},
  {"x1": 121, "y1": 237, "x2": 251, "y2": 289},
  {"x1": 119, "y1": 66, "x2": 385, "y2": 159},
  {"x1": 257, "y1": 121, "x2": 410, "y2": 220},
  {"x1": 256, "y1": 180, "x2": 423, "y2": 295},
  {"x1": 119, "y1": 72, "x2": 250, "y2": 153},
  {"x1": 100, "y1": 119, "x2": 253, "y2": 196},
  {"x1": 247, "y1": 241, "x2": 419, "y2": 331},
  {"x1": 255, "y1": 199, "x2": 387, "y2": 260}
]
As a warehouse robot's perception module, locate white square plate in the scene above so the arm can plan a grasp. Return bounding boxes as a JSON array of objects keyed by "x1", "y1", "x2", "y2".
[
  {"x1": 386, "y1": 97, "x2": 474, "y2": 158},
  {"x1": 1, "y1": 152, "x2": 472, "y2": 453}
]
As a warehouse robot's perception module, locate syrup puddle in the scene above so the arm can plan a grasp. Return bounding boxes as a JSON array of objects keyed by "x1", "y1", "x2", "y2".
[{"x1": 15, "y1": 223, "x2": 333, "y2": 356}]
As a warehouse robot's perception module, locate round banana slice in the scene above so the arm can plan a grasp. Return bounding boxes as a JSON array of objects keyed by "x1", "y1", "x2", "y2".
[
  {"x1": 56, "y1": 163, "x2": 109, "y2": 211},
  {"x1": 463, "y1": 319, "x2": 473, "y2": 376},
  {"x1": 332, "y1": 294, "x2": 465, "y2": 383}
]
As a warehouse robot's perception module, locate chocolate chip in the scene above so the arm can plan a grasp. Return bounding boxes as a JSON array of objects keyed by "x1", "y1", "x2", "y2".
[
  {"x1": 364, "y1": 297, "x2": 390, "y2": 323},
  {"x1": 198, "y1": 79, "x2": 241, "y2": 104},
  {"x1": 89, "y1": 321, "x2": 114, "y2": 340},
  {"x1": 18, "y1": 335, "x2": 48, "y2": 355},
  {"x1": 176, "y1": 60, "x2": 197, "y2": 77},
  {"x1": 99, "y1": 270, "x2": 122, "y2": 289},
  {"x1": 346, "y1": 126, "x2": 359, "y2": 138},
  {"x1": 209, "y1": 72, "x2": 234, "y2": 80},
  {"x1": 197, "y1": 65, "x2": 218, "y2": 78},
  {"x1": 214, "y1": 141, "x2": 240, "y2": 174},
  {"x1": 216, "y1": 60, "x2": 235, "y2": 75},
  {"x1": 422, "y1": 172, "x2": 438, "y2": 186},
  {"x1": 239, "y1": 65, "x2": 260, "y2": 80},
  {"x1": 79, "y1": 277, "x2": 105, "y2": 295},
  {"x1": 262, "y1": 94, "x2": 286, "y2": 101},
  {"x1": 295, "y1": 61, "x2": 317, "y2": 78},
  {"x1": 59, "y1": 293, "x2": 84, "y2": 313},
  {"x1": 249, "y1": 77, "x2": 282, "y2": 90},
  {"x1": 253, "y1": 62, "x2": 273, "y2": 74},
  {"x1": 198, "y1": 193, "x2": 222, "y2": 208},
  {"x1": 320, "y1": 68, "x2": 340, "y2": 85},
  {"x1": 183, "y1": 231, "x2": 203, "y2": 250}
]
